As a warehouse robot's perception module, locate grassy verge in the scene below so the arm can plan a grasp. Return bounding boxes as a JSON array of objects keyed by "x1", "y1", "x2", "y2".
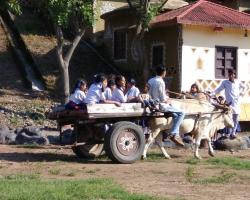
[
  {"x1": 206, "y1": 157, "x2": 250, "y2": 170},
  {"x1": 0, "y1": 174, "x2": 163, "y2": 200},
  {"x1": 185, "y1": 166, "x2": 235, "y2": 185}
]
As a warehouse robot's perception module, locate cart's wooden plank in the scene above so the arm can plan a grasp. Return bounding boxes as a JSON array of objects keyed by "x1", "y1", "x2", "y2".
[{"x1": 87, "y1": 103, "x2": 144, "y2": 113}]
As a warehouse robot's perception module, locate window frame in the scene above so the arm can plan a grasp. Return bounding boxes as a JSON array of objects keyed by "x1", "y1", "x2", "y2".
[
  {"x1": 112, "y1": 27, "x2": 127, "y2": 61},
  {"x1": 215, "y1": 46, "x2": 238, "y2": 79},
  {"x1": 151, "y1": 42, "x2": 165, "y2": 68}
]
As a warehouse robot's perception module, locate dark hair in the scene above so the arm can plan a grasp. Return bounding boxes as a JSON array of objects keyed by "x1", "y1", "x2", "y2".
[
  {"x1": 127, "y1": 78, "x2": 136, "y2": 85},
  {"x1": 155, "y1": 66, "x2": 166, "y2": 76},
  {"x1": 115, "y1": 75, "x2": 125, "y2": 88},
  {"x1": 94, "y1": 73, "x2": 107, "y2": 83},
  {"x1": 72, "y1": 79, "x2": 87, "y2": 94},
  {"x1": 190, "y1": 83, "x2": 200, "y2": 92},
  {"x1": 107, "y1": 79, "x2": 115, "y2": 88},
  {"x1": 228, "y1": 69, "x2": 236, "y2": 75}
]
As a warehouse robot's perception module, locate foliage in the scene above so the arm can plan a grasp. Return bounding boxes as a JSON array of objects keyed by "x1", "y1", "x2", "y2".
[
  {"x1": 0, "y1": 176, "x2": 162, "y2": 200},
  {"x1": 142, "y1": 4, "x2": 159, "y2": 30},
  {"x1": 127, "y1": 0, "x2": 167, "y2": 31},
  {"x1": 48, "y1": 0, "x2": 94, "y2": 28},
  {"x1": 0, "y1": 0, "x2": 21, "y2": 14}
]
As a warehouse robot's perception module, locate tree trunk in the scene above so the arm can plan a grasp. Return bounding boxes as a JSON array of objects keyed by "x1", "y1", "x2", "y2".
[
  {"x1": 57, "y1": 52, "x2": 70, "y2": 103},
  {"x1": 62, "y1": 66, "x2": 70, "y2": 103},
  {"x1": 54, "y1": 24, "x2": 85, "y2": 104},
  {"x1": 133, "y1": 23, "x2": 148, "y2": 83}
]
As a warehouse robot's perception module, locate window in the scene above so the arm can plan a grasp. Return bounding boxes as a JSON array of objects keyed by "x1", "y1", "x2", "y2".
[
  {"x1": 152, "y1": 44, "x2": 164, "y2": 67},
  {"x1": 215, "y1": 46, "x2": 237, "y2": 78},
  {"x1": 113, "y1": 29, "x2": 127, "y2": 60}
]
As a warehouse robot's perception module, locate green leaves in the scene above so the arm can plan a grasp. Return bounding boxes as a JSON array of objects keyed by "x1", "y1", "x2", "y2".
[
  {"x1": 48, "y1": 0, "x2": 94, "y2": 28},
  {"x1": 0, "y1": 0, "x2": 21, "y2": 15},
  {"x1": 127, "y1": 0, "x2": 167, "y2": 31},
  {"x1": 142, "y1": 5, "x2": 159, "y2": 30}
]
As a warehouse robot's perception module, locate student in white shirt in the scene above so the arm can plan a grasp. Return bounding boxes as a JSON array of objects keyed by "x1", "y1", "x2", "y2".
[
  {"x1": 126, "y1": 78, "x2": 140, "y2": 102},
  {"x1": 213, "y1": 69, "x2": 245, "y2": 139},
  {"x1": 112, "y1": 75, "x2": 127, "y2": 103},
  {"x1": 104, "y1": 79, "x2": 116, "y2": 100},
  {"x1": 65, "y1": 80, "x2": 87, "y2": 110},
  {"x1": 148, "y1": 66, "x2": 185, "y2": 146},
  {"x1": 85, "y1": 74, "x2": 120, "y2": 106}
]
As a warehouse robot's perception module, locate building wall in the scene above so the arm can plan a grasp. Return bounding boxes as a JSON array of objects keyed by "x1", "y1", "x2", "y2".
[
  {"x1": 94, "y1": 0, "x2": 127, "y2": 42},
  {"x1": 102, "y1": 11, "x2": 137, "y2": 73},
  {"x1": 103, "y1": 11, "x2": 181, "y2": 88},
  {"x1": 145, "y1": 26, "x2": 180, "y2": 90},
  {"x1": 182, "y1": 25, "x2": 250, "y2": 91},
  {"x1": 182, "y1": 25, "x2": 250, "y2": 120}
]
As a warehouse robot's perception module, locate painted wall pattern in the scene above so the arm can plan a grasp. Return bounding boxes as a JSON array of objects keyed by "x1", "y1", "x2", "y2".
[{"x1": 181, "y1": 25, "x2": 250, "y2": 120}]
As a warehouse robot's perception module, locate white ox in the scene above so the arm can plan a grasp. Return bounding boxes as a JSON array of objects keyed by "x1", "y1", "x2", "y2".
[{"x1": 142, "y1": 98, "x2": 234, "y2": 159}]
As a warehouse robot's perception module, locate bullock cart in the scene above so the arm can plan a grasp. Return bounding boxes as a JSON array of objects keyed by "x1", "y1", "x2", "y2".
[{"x1": 47, "y1": 103, "x2": 166, "y2": 164}]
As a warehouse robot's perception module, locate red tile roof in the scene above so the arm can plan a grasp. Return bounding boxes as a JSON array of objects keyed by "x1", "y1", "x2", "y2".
[{"x1": 151, "y1": 0, "x2": 250, "y2": 29}]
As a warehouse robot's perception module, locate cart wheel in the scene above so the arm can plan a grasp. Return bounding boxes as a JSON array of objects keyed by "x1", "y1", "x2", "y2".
[
  {"x1": 72, "y1": 125, "x2": 104, "y2": 159},
  {"x1": 105, "y1": 121, "x2": 145, "y2": 164},
  {"x1": 72, "y1": 143, "x2": 104, "y2": 159}
]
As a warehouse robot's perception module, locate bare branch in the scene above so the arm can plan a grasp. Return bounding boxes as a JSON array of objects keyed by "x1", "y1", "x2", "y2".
[
  {"x1": 127, "y1": 0, "x2": 134, "y2": 8},
  {"x1": 158, "y1": 0, "x2": 169, "y2": 11},
  {"x1": 64, "y1": 28, "x2": 86, "y2": 66},
  {"x1": 126, "y1": 0, "x2": 139, "y2": 14},
  {"x1": 55, "y1": 26, "x2": 65, "y2": 70}
]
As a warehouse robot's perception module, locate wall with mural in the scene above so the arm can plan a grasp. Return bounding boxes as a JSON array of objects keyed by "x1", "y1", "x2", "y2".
[{"x1": 181, "y1": 24, "x2": 250, "y2": 120}]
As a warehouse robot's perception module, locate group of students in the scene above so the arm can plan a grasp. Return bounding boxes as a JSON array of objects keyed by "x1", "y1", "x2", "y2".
[
  {"x1": 65, "y1": 66, "x2": 244, "y2": 146},
  {"x1": 65, "y1": 74, "x2": 141, "y2": 110}
]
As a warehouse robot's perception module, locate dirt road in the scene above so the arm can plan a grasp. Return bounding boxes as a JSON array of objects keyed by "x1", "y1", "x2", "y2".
[{"x1": 1, "y1": 144, "x2": 250, "y2": 200}]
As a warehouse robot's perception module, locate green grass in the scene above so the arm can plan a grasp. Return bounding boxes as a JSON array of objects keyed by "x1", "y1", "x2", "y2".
[
  {"x1": 144, "y1": 153, "x2": 166, "y2": 161},
  {"x1": 207, "y1": 157, "x2": 250, "y2": 170},
  {"x1": 185, "y1": 166, "x2": 235, "y2": 185},
  {"x1": 65, "y1": 171, "x2": 76, "y2": 177},
  {"x1": 0, "y1": 175, "x2": 163, "y2": 200},
  {"x1": 185, "y1": 158, "x2": 200, "y2": 165},
  {"x1": 48, "y1": 168, "x2": 61, "y2": 175},
  {"x1": 185, "y1": 166, "x2": 195, "y2": 182},
  {"x1": 193, "y1": 172, "x2": 235, "y2": 184},
  {"x1": 85, "y1": 168, "x2": 101, "y2": 174}
]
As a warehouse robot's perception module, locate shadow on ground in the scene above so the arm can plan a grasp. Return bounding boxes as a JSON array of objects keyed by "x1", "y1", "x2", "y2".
[{"x1": 0, "y1": 151, "x2": 112, "y2": 164}]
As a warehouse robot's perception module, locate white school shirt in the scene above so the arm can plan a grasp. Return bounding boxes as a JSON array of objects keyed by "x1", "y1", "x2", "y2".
[
  {"x1": 69, "y1": 88, "x2": 86, "y2": 104},
  {"x1": 126, "y1": 86, "x2": 140, "y2": 99},
  {"x1": 147, "y1": 76, "x2": 167, "y2": 102},
  {"x1": 104, "y1": 87, "x2": 113, "y2": 100},
  {"x1": 214, "y1": 79, "x2": 245, "y2": 114},
  {"x1": 112, "y1": 87, "x2": 127, "y2": 103},
  {"x1": 84, "y1": 83, "x2": 106, "y2": 104}
]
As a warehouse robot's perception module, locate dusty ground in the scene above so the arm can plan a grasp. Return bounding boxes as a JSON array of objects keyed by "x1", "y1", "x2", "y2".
[{"x1": 1, "y1": 144, "x2": 250, "y2": 200}]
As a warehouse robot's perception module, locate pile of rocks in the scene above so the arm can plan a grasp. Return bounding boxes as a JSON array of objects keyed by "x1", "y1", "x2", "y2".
[
  {"x1": 0, "y1": 125, "x2": 74, "y2": 146},
  {"x1": 214, "y1": 135, "x2": 250, "y2": 151}
]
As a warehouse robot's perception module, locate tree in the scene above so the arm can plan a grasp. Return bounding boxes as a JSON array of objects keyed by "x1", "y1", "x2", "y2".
[
  {"x1": 0, "y1": 0, "x2": 21, "y2": 14},
  {"x1": 126, "y1": 0, "x2": 168, "y2": 79},
  {"x1": 44, "y1": 0, "x2": 94, "y2": 103}
]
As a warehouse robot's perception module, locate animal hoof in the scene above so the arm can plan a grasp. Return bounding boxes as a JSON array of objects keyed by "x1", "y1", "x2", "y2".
[
  {"x1": 141, "y1": 155, "x2": 147, "y2": 160},
  {"x1": 165, "y1": 156, "x2": 171, "y2": 159},
  {"x1": 195, "y1": 155, "x2": 202, "y2": 160},
  {"x1": 208, "y1": 151, "x2": 215, "y2": 157}
]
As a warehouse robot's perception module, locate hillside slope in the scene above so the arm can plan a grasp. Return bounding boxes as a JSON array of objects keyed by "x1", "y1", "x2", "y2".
[
  {"x1": 0, "y1": 20, "x2": 25, "y2": 90},
  {"x1": 0, "y1": 18, "x2": 55, "y2": 128},
  {"x1": 13, "y1": 8, "x2": 118, "y2": 97}
]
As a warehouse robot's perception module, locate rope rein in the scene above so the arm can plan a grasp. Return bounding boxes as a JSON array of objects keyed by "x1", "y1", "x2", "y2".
[{"x1": 165, "y1": 89, "x2": 229, "y2": 116}]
